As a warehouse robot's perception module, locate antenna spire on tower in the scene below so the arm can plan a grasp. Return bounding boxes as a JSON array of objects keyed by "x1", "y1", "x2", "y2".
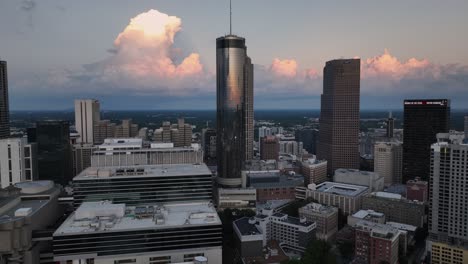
[{"x1": 230, "y1": 0, "x2": 232, "y2": 35}]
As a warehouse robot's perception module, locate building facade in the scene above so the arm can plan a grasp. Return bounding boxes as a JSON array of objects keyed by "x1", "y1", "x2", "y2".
[
  {"x1": 154, "y1": 118, "x2": 193, "y2": 147},
  {"x1": 216, "y1": 34, "x2": 253, "y2": 188},
  {"x1": 333, "y1": 169, "x2": 384, "y2": 192},
  {"x1": 298, "y1": 202, "x2": 338, "y2": 241},
  {"x1": 317, "y1": 59, "x2": 361, "y2": 175},
  {"x1": 362, "y1": 192, "x2": 425, "y2": 227},
  {"x1": 0, "y1": 60, "x2": 9, "y2": 139},
  {"x1": 429, "y1": 133, "x2": 468, "y2": 263},
  {"x1": 93, "y1": 120, "x2": 116, "y2": 144},
  {"x1": 74, "y1": 99, "x2": 100, "y2": 144},
  {"x1": 355, "y1": 221, "x2": 400, "y2": 264},
  {"x1": 300, "y1": 158, "x2": 327, "y2": 185},
  {"x1": 72, "y1": 143, "x2": 97, "y2": 176},
  {"x1": 260, "y1": 136, "x2": 279, "y2": 161},
  {"x1": 202, "y1": 128, "x2": 216, "y2": 160},
  {"x1": 374, "y1": 141, "x2": 403, "y2": 185},
  {"x1": 406, "y1": 177, "x2": 428, "y2": 203},
  {"x1": 403, "y1": 99, "x2": 450, "y2": 181},
  {"x1": 0, "y1": 138, "x2": 38, "y2": 188}
]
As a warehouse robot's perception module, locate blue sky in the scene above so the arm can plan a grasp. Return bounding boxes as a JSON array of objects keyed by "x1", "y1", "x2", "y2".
[{"x1": 1, "y1": 0, "x2": 467, "y2": 110}]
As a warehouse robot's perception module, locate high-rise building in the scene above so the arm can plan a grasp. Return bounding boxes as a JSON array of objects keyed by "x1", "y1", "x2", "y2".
[
  {"x1": 300, "y1": 158, "x2": 328, "y2": 185},
  {"x1": 295, "y1": 128, "x2": 319, "y2": 154},
  {"x1": 0, "y1": 60, "x2": 9, "y2": 138},
  {"x1": 402, "y1": 99, "x2": 450, "y2": 181},
  {"x1": 216, "y1": 34, "x2": 253, "y2": 187},
  {"x1": 317, "y1": 59, "x2": 361, "y2": 175},
  {"x1": 115, "y1": 119, "x2": 138, "y2": 138},
  {"x1": 0, "y1": 138, "x2": 38, "y2": 188},
  {"x1": 374, "y1": 141, "x2": 403, "y2": 185},
  {"x1": 34, "y1": 121, "x2": 73, "y2": 186},
  {"x1": 406, "y1": 177, "x2": 428, "y2": 203},
  {"x1": 428, "y1": 132, "x2": 468, "y2": 263},
  {"x1": 202, "y1": 128, "x2": 216, "y2": 160},
  {"x1": 74, "y1": 99, "x2": 100, "y2": 144},
  {"x1": 386, "y1": 112, "x2": 395, "y2": 138},
  {"x1": 260, "y1": 136, "x2": 279, "y2": 161},
  {"x1": 93, "y1": 120, "x2": 116, "y2": 144},
  {"x1": 72, "y1": 143, "x2": 97, "y2": 176},
  {"x1": 355, "y1": 221, "x2": 401, "y2": 264},
  {"x1": 258, "y1": 126, "x2": 272, "y2": 139},
  {"x1": 464, "y1": 115, "x2": 468, "y2": 140},
  {"x1": 154, "y1": 119, "x2": 192, "y2": 147}
]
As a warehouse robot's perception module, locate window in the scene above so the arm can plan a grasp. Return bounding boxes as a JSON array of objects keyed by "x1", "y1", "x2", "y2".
[
  {"x1": 149, "y1": 256, "x2": 171, "y2": 264},
  {"x1": 114, "y1": 259, "x2": 136, "y2": 264}
]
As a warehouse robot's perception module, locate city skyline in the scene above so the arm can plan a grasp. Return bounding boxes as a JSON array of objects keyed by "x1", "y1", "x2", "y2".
[{"x1": 1, "y1": 1, "x2": 468, "y2": 110}]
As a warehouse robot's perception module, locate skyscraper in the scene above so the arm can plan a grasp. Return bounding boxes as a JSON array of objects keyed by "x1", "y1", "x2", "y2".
[
  {"x1": 464, "y1": 115, "x2": 468, "y2": 139},
  {"x1": 216, "y1": 34, "x2": 253, "y2": 187},
  {"x1": 0, "y1": 60, "x2": 10, "y2": 139},
  {"x1": 374, "y1": 141, "x2": 403, "y2": 186},
  {"x1": 402, "y1": 99, "x2": 450, "y2": 182},
  {"x1": 317, "y1": 59, "x2": 361, "y2": 175},
  {"x1": 386, "y1": 112, "x2": 395, "y2": 138},
  {"x1": 429, "y1": 132, "x2": 468, "y2": 263},
  {"x1": 74, "y1": 99, "x2": 100, "y2": 144}
]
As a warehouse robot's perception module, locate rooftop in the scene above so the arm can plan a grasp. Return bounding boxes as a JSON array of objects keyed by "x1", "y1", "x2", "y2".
[
  {"x1": 248, "y1": 171, "x2": 304, "y2": 189},
  {"x1": 74, "y1": 163, "x2": 212, "y2": 180},
  {"x1": 270, "y1": 212, "x2": 315, "y2": 227},
  {"x1": 309, "y1": 181, "x2": 369, "y2": 197},
  {"x1": 234, "y1": 217, "x2": 262, "y2": 236},
  {"x1": 355, "y1": 221, "x2": 400, "y2": 241},
  {"x1": 299, "y1": 202, "x2": 338, "y2": 215},
  {"x1": 54, "y1": 201, "x2": 220, "y2": 236},
  {"x1": 352, "y1": 209, "x2": 385, "y2": 220}
]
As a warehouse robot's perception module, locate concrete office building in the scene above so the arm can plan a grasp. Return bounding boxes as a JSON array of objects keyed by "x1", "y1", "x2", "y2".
[
  {"x1": 216, "y1": 34, "x2": 254, "y2": 188},
  {"x1": 91, "y1": 139, "x2": 203, "y2": 167},
  {"x1": 355, "y1": 221, "x2": 401, "y2": 264},
  {"x1": 374, "y1": 141, "x2": 403, "y2": 185},
  {"x1": 347, "y1": 209, "x2": 386, "y2": 227},
  {"x1": 333, "y1": 169, "x2": 384, "y2": 192},
  {"x1": 296, "y1": 181, "x2": 369, "y2": 215},
  {"x1": 258, "y1": 126, "x2": 272, "y2": 139},
  {"x1": 154, "y1": 118, "x2": 192, "y2": 147},
  {"x1": 406, "y1": 178, "x2": 428, "y2": 203},
  {"x1": 386, "y1": 112, "x2": 395, "y2": 139},
  {"x1": 115, "y1": 119, "x2": 138, "y2": 138},
  {"x1": 233, "y1": 208, "x2": 316, "y2": 257},
  {"x1": 0, "y1": 181, "x2": 62, "y2": 264},
  {"x1": 93, "y1": 120, "x2": 116, "y2": 144},
  {"x1": 317, "y1": 59, "x2": 361, "y2": 175},
  {"x1": 72, "y1": 163, "x2": 213, "y2": 208},
  {"x1": 246, "y1": 170, "x2": 303, "y2": 202},
  {"x1": 260, "y1": 136, "x2": 279, "y2": 161},
  {"x1": 362, "y1": 192, "x2": 425, "y2": 227},
  {"x1": 428, "y1": 133, "x2": 468, "y2": 264},
  {"x1": 72, "y1": 143, "x2": 97, "y2": 176},
  {"x1": 74, "y1": 99, "x2": 100, "y2": 144},
  {"x1": 53, "y1": 201, "x2": 222, "y2": 263},
  {"x1": 300, "y1": 157, "x2": 327, "y2": 185},
  {"x1": 217, "y1": 188, "x2": 257, "y2": 209},
  {"x1": 403, "y1": 99, "x2": 450, "y2": 181},
  {"x1": 0, "y1": 138, "x2": 38, "y2": 188},
  {"x1": 0, "y1": 61, "x2": 9, "y2": 139},
  {"x1": 298, "y1": 202, "x2": 338, "y2": 241},
  {"x1": 279, "y1": 140, "x2": 303, "y2": 156}
]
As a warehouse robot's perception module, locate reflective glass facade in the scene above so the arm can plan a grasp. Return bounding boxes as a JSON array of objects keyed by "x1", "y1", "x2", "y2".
[
  {"x1": 0, "y1": 61, "x2": 9, "y2": 139},
  {"x1": 216, "y1": 35, "x2": 253, "y2": 187}
]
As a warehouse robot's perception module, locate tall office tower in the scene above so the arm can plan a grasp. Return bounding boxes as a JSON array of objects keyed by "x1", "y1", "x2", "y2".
[
  {"x1": 0, "y1": 61, "x2": 9, "y2": 138},
  {"x1": 295, "y1": 128, "x2": 319, "y2": 154},
  {"x1": 93, "y1": 120, "x2": 116, "y2": 144},
  {"x1": 429, "y1": 132, "x2": 468, "y2": 263},
  {"x1": 317, "y1": 59, "x2": 361, "y2": 175},
  {"x1": 0, "y1": 138, "x2": 38, "y2": 188},
  {"x1": 115, "y1": 119, "x2": 138, "y2": 138},
  {"x1": 177, "y1": 118, "x2": 192, "y2": 147},
  {"x1": 216, "y1": 34, "x2": 253, "y2": 187},
  {"x1": 35, "y1": 121, "x2": 73, "y2": 186},
  {"x1": 74, "y1": 99, "x2": 100, "y2": 144},
  {"x1": 386, "y1": 112, "x2": 395, "y2": 138},
  {"x1": 260, "y1": 136, "x2": 279, "y2": 161},
  {"x1": 464, "y1": 115, "x2": 468, "y2": 139},
  {"x1": 402, "y1": 99, "x2": 450, "y2": 182},
  {"x1": 374, "y1": 141, "x2": 403, "y2": 186}
]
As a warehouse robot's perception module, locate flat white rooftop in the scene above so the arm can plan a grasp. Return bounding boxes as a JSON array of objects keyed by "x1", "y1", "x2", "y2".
[
  {"x1": 54, "y1": 201, "x2": 220, "y2": 236},
  {"x1": 74, "y1": 163, "x2": 212, "y2": 180},
  {"x1": 309, "y1": 181, "x2": 369, "y2": 197}
]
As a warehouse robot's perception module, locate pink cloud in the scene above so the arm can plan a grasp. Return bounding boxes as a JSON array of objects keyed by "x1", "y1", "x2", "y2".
[{"x1": 270, "y1": 58, "x2": 298, "y2": 78}]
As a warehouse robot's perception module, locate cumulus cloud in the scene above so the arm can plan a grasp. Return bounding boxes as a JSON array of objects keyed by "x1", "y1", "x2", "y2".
[
  {"x1": 44, "y1": 9, "x2": 209, "y2": 96},
  {"x1": 270, "y1": 58, "x2": 298, "y2": 78}
]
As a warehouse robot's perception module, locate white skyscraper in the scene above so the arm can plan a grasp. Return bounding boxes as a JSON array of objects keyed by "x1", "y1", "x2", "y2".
[
  {"x1": 0, "y1": 138, "x2": 37, "y2": 188},
  {"x1": 75, "y1": 99, "x2": 100, "y2": 144},
  {"x1": 374, "y1": 141, "x2": 403, "y2": 185}
]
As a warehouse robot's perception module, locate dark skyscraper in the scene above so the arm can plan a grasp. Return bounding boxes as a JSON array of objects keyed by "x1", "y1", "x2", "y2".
[
  {"x1": 317, "y1": 59, "x2": 361, "y2": 175},
  {"x1": 386, "y1": 112, "x2": 395, "y2": 138},
  {"x1": 0, "y1": 61, "x2": 10, "y2": 138},
  {"x1": 295, "y1": 128, "x2": 318, "y2": 155},
  {"x1": 35, "y1": 121, "x2": 73, "y2": 186},
  {"x1": 403, "y1": 99, "x2": 450, "y2": 182},
  {"x1": 216, "y1": 35, "x2": 253, "y2": 187}
]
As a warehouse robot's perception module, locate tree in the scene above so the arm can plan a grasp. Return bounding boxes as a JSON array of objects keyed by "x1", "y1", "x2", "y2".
[{"x1": 301, "y1": 240, "x2": 336, "y2": 264}]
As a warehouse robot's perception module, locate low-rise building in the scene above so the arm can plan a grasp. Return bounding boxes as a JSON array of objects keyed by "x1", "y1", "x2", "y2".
[
  {"x1": 429, "y1": 241, "x2": 468, "y2": 264},
  {"x1": 347, "y1": 209, "x2": 385, "y2": 227},
  {"x1": 355, "y1": 221, "x2": 401, "y2": 264},
  {"x1": 298, "y1": 202, "x2": 338, "y2": 241},
  {"x1": 233, "y1": 208, "x2": 316, "y2": 258},
  {"x1": 300, "y1": 157, "x2": 327, "y2": 185},
  {"x1": 217, "y1": 188, "x2": 257, "y2": 209},
  {"x1": 245, "y1": 170, "x2": 303, "y2": 202},
  {"x1": 333, "y1": 169, "x2": 384, "y2": 192},
  {"x1": 296, "y1": 182, "x2": 369, "y2": 215},
  {"x1": 362, "y1": 192, "x2": 425, "y2": 227},
  {"x1": 0, "y1": 181, "x2": 62, "y2": 264},
  {"x1": 406, "y1": 177, "x2": 428, "y2": 203},
  {"x1": 53, "y1": 201, "x2": 222, "y2": 263}
]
